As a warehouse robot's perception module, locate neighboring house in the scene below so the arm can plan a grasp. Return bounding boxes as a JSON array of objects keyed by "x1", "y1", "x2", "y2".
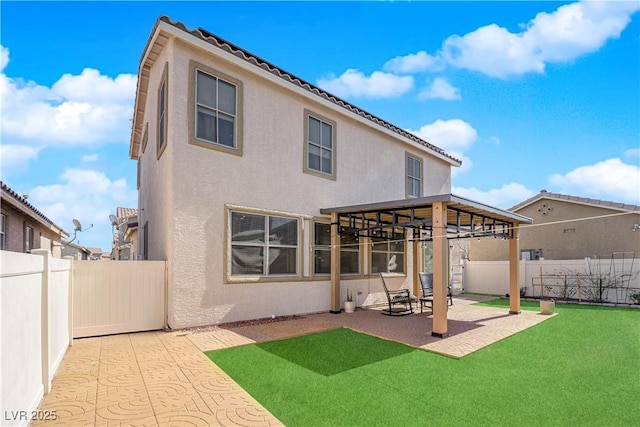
[
  {"x1": 61, "y1": 241, "x2": 93, "y2": 260},
  {"x1": 129, "y1": 16, "x2": 529, "y2": 330},
  {"x1": 110, "y1": 207, "x2": 139, "y2": 260},
  {"x1": 0, "y1": 181, "x2": 69, "y2": 258},
  {"x1": 470, "y1": 190, "x2": 640, "y2": 261}
]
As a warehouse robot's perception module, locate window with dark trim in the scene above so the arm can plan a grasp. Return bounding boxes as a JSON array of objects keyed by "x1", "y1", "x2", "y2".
[
  {"x1": 156, "y1": 63, "x2": 168, "y2": 159},
  {"x1": 141, "y1": 122, "x2": 149, "y2": 154},
  {"x1": 304, "y1": 110, "x2": 336, "y2": 180},
  {"x1": 406, "y1": 154, "x2": 422, "y2": 198},
  {"x1": 371, "y1": 239, "x2": 405, "y2": 274},
  {"x1": 143, "y1": 221, "x2": 148, "y2": 260},
  {"x1": 313, "y1": 222, "x2": 359, "y2": 275},
  {"x1": 188, "y1": 61, "x2": 243, "y2": 156},
  {"x1": 0, "y1": 214, "x2": 6, "y2": 250},
  {"x1": 24, "y1": 225, "x2": 34, "y2": 253},
  {"x1": 230, "y1": 212, "x2": 298, "y2": 276}
]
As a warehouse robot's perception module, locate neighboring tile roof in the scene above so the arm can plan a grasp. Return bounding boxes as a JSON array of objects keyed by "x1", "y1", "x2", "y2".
[
  {"x1": 131, "y1": 16, "x2": 461, "y2": 165},
  {"x1": 117, "y1": 207, "x2": 138, "y2": 219},
  {"x1": 511, "y1": 190, "x2": 640, "y2": 213},
  {"x1": 1, "y1": 181, "x2": 69, "y2": 235}
]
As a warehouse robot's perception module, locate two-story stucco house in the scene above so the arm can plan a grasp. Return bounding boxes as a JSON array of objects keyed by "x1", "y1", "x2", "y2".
[{"x1": 130, "y1": 16, "x2": 531, "y2": 331}]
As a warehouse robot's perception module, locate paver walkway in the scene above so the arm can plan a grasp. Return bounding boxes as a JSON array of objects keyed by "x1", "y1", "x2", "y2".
[
  {"x1": 32, "y1": 332, "x2": 282, "y2": 426},
  {"x1": 188, "y1": 297, "x2": 556, "y2": 358},
  {"x1": 33, "y1": 296, "x2": 555, "y2": 426}
]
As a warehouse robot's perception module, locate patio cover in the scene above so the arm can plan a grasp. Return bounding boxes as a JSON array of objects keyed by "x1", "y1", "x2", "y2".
[{"x1": 320, "y1": 193, "x2": 533, "y2": 337}]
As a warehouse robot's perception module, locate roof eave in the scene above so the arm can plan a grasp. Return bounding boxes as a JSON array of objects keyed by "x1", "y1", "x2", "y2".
[{"x1": 144, "y1": 17, "x2": 461, "y2": 166}]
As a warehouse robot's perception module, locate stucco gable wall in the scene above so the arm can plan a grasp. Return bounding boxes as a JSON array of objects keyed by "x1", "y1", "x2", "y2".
[{"x1": 470, "y1": 198, "x2": 640, "y2": 261}]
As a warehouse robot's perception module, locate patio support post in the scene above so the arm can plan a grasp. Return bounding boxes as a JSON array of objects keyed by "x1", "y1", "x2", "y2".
[
  {"x1": 509, "y1": 224, "x2": 521, "y2": 314},
  {"x1": 330, "y1": 212, "x2": 341, "y2": 313},
  {"x1": 412, "y1": 238, "x2": 420, "y2": 298},
  {"x1": 432, "y1": 202, "x2": 449, "y2": 337}
]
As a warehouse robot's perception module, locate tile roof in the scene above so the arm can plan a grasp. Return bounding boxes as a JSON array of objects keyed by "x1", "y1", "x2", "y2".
[
  {"x1": 131, "y1": 15, "x2": 461, "y2": 165},
  {"x1": 1, "y1": 181, "x2": 69, "y2": 235},
  {"x1": 117, "y1": 207, "x2": 138, "y2": 219},
  {"x1": 511, "y1": 190, "x2": 640, "y2": 213}
]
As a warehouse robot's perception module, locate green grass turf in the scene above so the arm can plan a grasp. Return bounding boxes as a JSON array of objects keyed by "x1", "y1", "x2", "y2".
[{"x1": 206, "y1": 303, "x2": 640, "y2": 426}]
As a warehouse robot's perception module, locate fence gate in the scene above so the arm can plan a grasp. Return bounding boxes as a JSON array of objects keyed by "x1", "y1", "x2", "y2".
[{"x1": 72, "y1": 260, "x2": 166, "y2": 338}]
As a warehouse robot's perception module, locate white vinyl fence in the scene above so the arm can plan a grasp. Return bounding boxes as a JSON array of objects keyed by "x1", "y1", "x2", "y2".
[
  {"x1": 1, "y1": 251, "x2": 167, "y2": 427},
  {"x1": 73, "y1": 260, "x2": 166, "y2": 338},
  {"x1": 463, "y1": 258, "x2": 640, "y2": 304},
  {"x1": 0, "y1": 250, "x2": 71, "y2": 427}
]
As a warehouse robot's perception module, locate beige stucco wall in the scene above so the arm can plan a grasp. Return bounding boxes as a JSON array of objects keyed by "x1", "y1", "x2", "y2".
[
  {"x1": 138, "y1": 34, "x2": 453, "y2": 328},
  {"x1": 470, "y1": 198, "x2": 640, "y2": 261}
]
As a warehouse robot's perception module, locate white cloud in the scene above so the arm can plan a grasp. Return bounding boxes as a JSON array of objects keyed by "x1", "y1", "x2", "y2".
[
  {"x1": 383, "y1": 51, "x2": 443, "y2": 74},
  {"x1": 0, "y1": 144, "x2": 41, "y2": 173},
  {"x1": 549, "y1": 158, "x2": 640, "y2": 204},
  {"x1": 0, "y1": 47, "x2": 136, "y2": 170},
  {"x1": 82, "y1": 154, "x2": 99, "y2": 162},
  {"x1": 418, "y1": 77, "x2": 461, "y2": 101},
  {"x1": 441, "y1": 1, "x2": 640, "y2": 78},
  {"x1": 453, "y1": 183, "x2": 536, "y2": 209},
  {"x1": 407, "y1": 119, "x2": 477, "y2": 152},
  {"x1": 317, "y1": 69, "x2": 413, "y2": 99},
  {"x1": 29, "y1": 168, "x2": 137, "y2": 250}
]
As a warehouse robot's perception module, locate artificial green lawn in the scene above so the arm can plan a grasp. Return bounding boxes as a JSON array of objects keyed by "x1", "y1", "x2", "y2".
[{"x1": 207, "y1": 302, "x2": 639, "y2": 426}]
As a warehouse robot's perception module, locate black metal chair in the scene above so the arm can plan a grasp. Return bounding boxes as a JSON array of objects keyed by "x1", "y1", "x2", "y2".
[
  {"x1": 419, "y1": 272, "x2": 453, "y2": 313},
  {"x1": 380, "y1": 273, "x2": 415, "y2": 316}
]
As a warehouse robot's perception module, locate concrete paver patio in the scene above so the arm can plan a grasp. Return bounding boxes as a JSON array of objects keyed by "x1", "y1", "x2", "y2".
[{"x1": 33, "y1": 296, "x2": 555, "y2": 426}]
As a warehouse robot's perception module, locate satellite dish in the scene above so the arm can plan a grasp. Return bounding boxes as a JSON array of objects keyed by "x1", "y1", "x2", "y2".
[
  {"x1": 72, "y1": 219, "x2": 83, "y2": 231},
  {"x1": 109, "y1": 214, "x2": 118, "y2": 226}
]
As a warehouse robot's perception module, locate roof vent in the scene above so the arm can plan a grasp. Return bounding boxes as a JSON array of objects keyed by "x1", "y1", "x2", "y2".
[{"x1": 540, "y1": 189, "x2": 547, "y2": 193}]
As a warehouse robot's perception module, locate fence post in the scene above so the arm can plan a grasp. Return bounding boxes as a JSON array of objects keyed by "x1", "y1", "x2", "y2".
[
  {"x1": 63, "y1": 256, "x2": 75, "y2": 346},
  {"x1": 32, "y1": 249, "x2": 51, "y2": 394}
]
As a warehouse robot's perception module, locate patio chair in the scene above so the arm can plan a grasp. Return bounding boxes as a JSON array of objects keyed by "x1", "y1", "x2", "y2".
[
  {"x1": 418, "y1": 272, "x2": 453, "y2": 313},
  {"x1": 380, "y1": 273, "x2": 415, "y2": 316}
]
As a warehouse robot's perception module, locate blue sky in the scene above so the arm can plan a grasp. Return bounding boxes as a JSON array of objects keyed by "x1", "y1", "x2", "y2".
[{"x1": 1, "y1": 1, "x2": 639, "y2": 251}]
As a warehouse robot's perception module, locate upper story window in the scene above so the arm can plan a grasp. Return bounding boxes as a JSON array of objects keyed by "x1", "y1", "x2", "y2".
[
  {"x1": 406, "y1": 153, "x2": 422, "y2": 198},
  {"x1": 230, "y1": 211, "x2": 298, "y2": 277},
  {"x1": 24, "y1": 225, "x2": 34, "y2": 253},
  {"x1": 157, "y1": 63, "x2": 168, "y2": 159},
  {"x1": 196, "y1": 70, "x2": 237, "y2": 147},
  {"x1": 189, "y1": 60, "x2": 243, "y2": 156},
  {"x1": 0, "y1": 214, "x2": 6, "y2": 250},
  {"x1": 313, "y1": 222, "x2": 360, "y2": 276},
  {"x1": 304, "y1": 110, "x2": 336, "y2": 180}
]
